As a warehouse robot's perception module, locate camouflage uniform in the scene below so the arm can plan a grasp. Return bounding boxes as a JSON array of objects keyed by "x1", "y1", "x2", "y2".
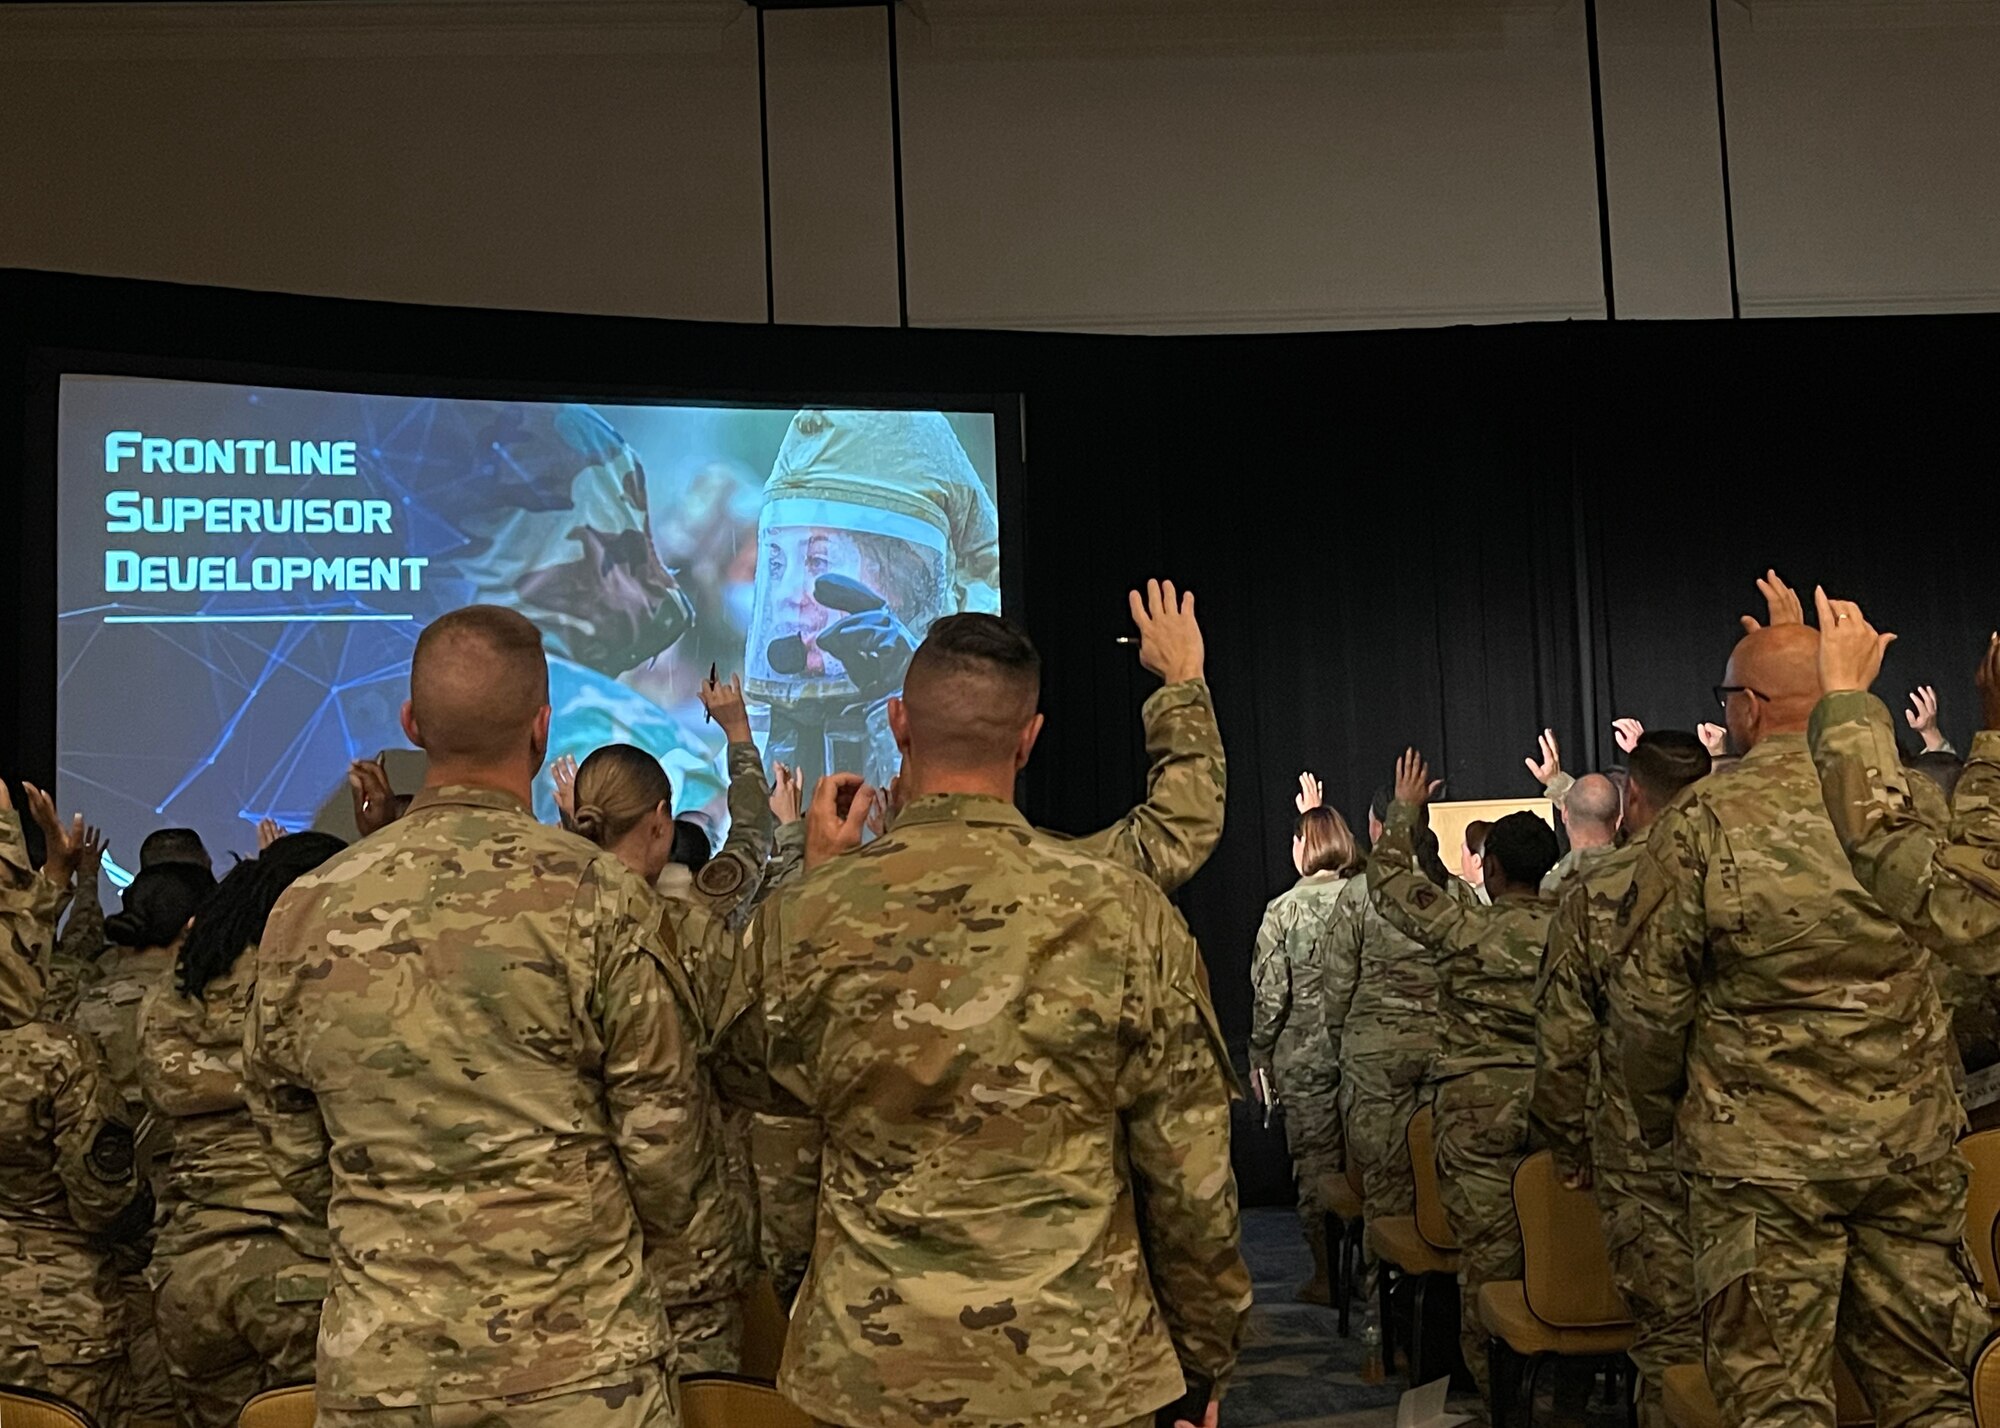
[
  {"x1": 244, "y1": 784, "x2": 740, "y2": 1425},
  {"x1": 72, "y1": 940, "x2": 178, "y2": 1425},
  {"x1": 1324, "y1": 867, "x2": 1442, "y2": 1237},
  {"x1": 713, "y1": 793, "x2": 1249, "y2": 1428},
  {"x1": 650, "y1": 741, "x2": 774, "y2": 1375},
  {"x1": 1249, "y1": 871, "x2": 1354, "y2": 1228},
  {"x1": 1368, "y1": 801, "x2": 1553, "y2": 1399},
  {"x1": 0, "y1": 1016, "x2": 151, "y2": 1424},
  {"x1": 1809, "y1": 691, "x2": 2000, "y2": 956},
  {"x1": 0, "y1": 808, "x2": 69, "y2": 1025},
  {"x1": 748, "y1": 677, "x2": 1227, "y2": 1309},
  {"x1": 1530, "y1": 835, "x2": 1698, "y2": 1428},
  {"x1": 45, "y1": 880, "x2": 105, "y2": 1022},
  {"x1": 138, "y1": 946, "x2": 326, "y2": 1428},
  {"x1": 1614, "y1": 734, "x2": 1984, "y2": 1428}
]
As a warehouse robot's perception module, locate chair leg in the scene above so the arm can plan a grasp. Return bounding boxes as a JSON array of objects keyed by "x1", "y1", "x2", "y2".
[
  {"x1": 1332, "y1": 1215, "x2": 1351, "y2": 1338},
  {"x1": 1378, "y1": 1266, "x2": 1397, "y2": 1376},
  {"x1": 1489, "y1": 1339, "x2": 1514, "y2": 1428},
  {"x1": 1409, "y1": 1274, "x2": 1429, "y2": 1387},
  {"x1": 1624, "y1": 1354, "x2": 1639, "y2": 1428}
]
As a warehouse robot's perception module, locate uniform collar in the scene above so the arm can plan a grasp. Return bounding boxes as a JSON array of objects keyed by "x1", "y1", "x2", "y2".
[
  {"x1": 889, "y1": 793, "x2": 1032, "y2": 832},
  {"x1": 405, "y1": 784, "x2": 533, "y2": 817},
  {"x1": 1295, "y1": 869, "x2": 1346, "y2": 888},
  {"x1": 1741, "y1": 731, "x2": 1809, "y2": 767}
]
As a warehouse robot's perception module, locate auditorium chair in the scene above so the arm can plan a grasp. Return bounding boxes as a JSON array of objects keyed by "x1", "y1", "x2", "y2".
[
  {"x1": 739, "y1": 1271, "x2": 790, "y2": 1382},
  {"x1": 1962, "y1": 1129, "x2": 2000, "y2": 1304},
  {"x1": 1476, "y1": 1150, "x2": 1634, "y2": 1428},
  {"x1": 1315, "y1": 1157, "x2": 1367, "y2": 1336},
  {"x1": 1663, "y1": 1356, "x2": 1875, "y2": 1428},
  {"x1": 680, "y1": 1373, "x2": 814, "y2": 1428},
  {"x1": 1368, "y1": 1103, "x2": 1462, "y2": 1387},
  {"x1": 237, "y1": 1384, "x2": 315, "y2": 1428},
  {"x1": 0, "y1": 1384, "x2": 97, "y2": 1428},
  {"x1": 1975, "y1": 1331, "x2": 2000, "y2": 1427}
]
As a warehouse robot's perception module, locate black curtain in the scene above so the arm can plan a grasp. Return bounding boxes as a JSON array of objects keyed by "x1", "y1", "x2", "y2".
[{"x1": 6, "y1": 273, "x2": 1998, "y2": 1061}]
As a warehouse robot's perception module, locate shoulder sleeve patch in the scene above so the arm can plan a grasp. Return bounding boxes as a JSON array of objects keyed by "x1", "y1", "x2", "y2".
[
  {"x1": 695, "y1": 857, "x2": 748, "y2": 901},
  {"x1": 1615, "y1": 880, "x2": 1641, "y2": 928},
  {"x1": 87, "y1": 1123, "x2": 135, "y2": 1182}
]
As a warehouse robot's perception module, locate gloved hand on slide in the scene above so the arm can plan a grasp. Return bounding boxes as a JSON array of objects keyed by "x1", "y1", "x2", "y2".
[{"x1": 770, "y1": 575, "x2": 917, "y2": 697}]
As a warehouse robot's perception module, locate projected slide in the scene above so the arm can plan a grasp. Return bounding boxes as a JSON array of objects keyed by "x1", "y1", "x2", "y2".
[{"x1": 57, "y1": 377, "x2": 1001, "y2": 883}]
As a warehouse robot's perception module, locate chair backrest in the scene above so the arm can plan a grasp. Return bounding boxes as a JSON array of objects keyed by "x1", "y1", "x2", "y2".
[
  {"x1": 1408, "y1": 1103, "x2": 1457, "y2": 1251},
  {"x1": 0, "y1": 1385, "x2": 98, "y2": 1428},
  {"x1": 238, "y1": 1383, "x2": 314, "y2": 1428},
  {"x1": 1964, "y1": 1130, "x2": 2000, "y2": 1301},
  {"x1": 1973, "y1": 1332, "x2": 2000, "y2": 1428},
  {"x1": 680, "y1": 1374, "x2": 815, "y2": 1428},
  {"x1": 240, "y1": 1376, "x2": 314, "y2": 1424},
  {"x1": 738, "y1": 1272, "x2": 790, "y2": 1383},
  {"x1": 1513, "y1": 1150, "x2": 1630, "y2": 1328}
]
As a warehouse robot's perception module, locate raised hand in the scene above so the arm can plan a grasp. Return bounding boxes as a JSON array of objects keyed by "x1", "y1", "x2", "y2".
[
  {"x1": 768, "y1": 761, "x2": 802, "y2": 826},
  {"x1": 1294, "y1": 772, "x2": 1323, "y2": 814},
  {"x1": 1697, "y1": 722, "x2": 1729, "y2": 758},
  {"x1": 1814, "y1": 587, "x2": 1895, "y2": 695},
  {"x1": 551, "y1": 753, "x2": 579, "y2": 827},
  {"x1": 699, "y1": 670, "x2": 753, "y2": 742},
  {"x1": 1978, "y1": 632, "x2": 2000, "y2": 732},
  {"x1": 1524, "y1": 729, "x2": 1562, "y2": 788},
  {"x1": 1394, "y1": 748, "x2": 1439, "y2": 810},
  {"x1": 348, "y1": 754, "x2": 399, "y2": 837},
  {"x1": 22, "y1": 782, "x2": 85, "y2": 889},
  {"x1": 77, "y1": 826, "x2": 107, "y2": 888},
  {"x1": 1127, "y1": 578, "x2": 1204, "y2": 685},
  {"x1": 1612, "y1": 718, "x2": 1645, "y2": 755},
  {"x1": 1740, "y1": 568, "x2": 1805, "y2": 634},
  {"x1": 1904, "y1": 685, "x2": 1948, "y2": 753},
  {"x1": 805, "y1": 773, "x2": 876, "y2": 871},
  {"x1": 256, "y1": 818, "x2": 287, "y2": 851}
]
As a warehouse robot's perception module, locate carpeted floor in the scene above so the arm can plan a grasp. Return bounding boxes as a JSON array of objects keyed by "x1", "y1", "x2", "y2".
[{"x1": 1226, "y1": 1208, "x2": 1629, "y2": 1428}]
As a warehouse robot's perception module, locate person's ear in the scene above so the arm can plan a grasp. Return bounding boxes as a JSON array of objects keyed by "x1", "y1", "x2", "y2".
[
  {"x1": 1015, "y1": 712, "x2": 1045, "y2": 770},
  {"x1": 400, "y1": 699, "x2": 422, "y2": 748},
  {"x1": 888, "y1": 696, "x2": 912, "y2": 755},
  {"x1": 529, "y1": 705, "x2": 552, "y2": 771}
]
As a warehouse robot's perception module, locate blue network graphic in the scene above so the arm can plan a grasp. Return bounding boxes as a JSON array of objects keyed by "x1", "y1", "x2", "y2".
[{"x1": 59, "y1": 391, "x2": 501, "y2": 878}]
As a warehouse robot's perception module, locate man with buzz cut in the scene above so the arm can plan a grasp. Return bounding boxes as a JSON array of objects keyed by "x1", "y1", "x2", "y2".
[
  {"x1": 714, "y1": 611, "x2": 1248, "y2": 1428},
  {"x1": 246, "y1": 603, "x2": 737, "y2": 1428}
]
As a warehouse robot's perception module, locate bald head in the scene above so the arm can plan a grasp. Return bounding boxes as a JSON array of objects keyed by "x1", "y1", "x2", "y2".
[
  {"x1": 1564, "y1": 773, "x2": 1620, "y2": 848},
  {"x1": 892, "y1": 614, "x2": 1042, "y2": 785},
  {"x1": 407, "y1": 605, "x2": 551, "y2": 767},
  {"x1": 1723, "y1": 624, "x2": 1820, "y2": 748}
]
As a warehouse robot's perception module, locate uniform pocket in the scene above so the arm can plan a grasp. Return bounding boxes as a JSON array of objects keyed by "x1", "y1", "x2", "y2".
[{"x1": 1693, "y1": 1212, "x2": 1757, "y2": 1309}]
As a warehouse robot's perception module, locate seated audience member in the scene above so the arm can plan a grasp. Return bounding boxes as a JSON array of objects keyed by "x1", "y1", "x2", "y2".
[
  {"x1": 1249, "y1": 804, "x2": 1362, "y2": 1303},
  {"x1": 245, "y1": 604, "x2": 737, "y2": 1428},
  {"x1": 1369, "y1": 752, "x2": 1560, "y2": 1407},
  {"x1": 1616, "y1": 577, "x2": 1982, "y2": 1426},
  {"x1": 713, "y1": 612, "x2": 1248, "y2": 1428},
  {"x1": 1458, "y1": 819, "x2": 1491, "y2": 900},
  {"x1": 74, "y1": 858, "x2": 216, "y2": 1427},
  {"x1": 0, "y1": 784, "x2": 152, "y2": 1422},
  {"x1": 1531, "y1": 730, "x2": 1711, "y2": 1428},
  {"x1": 138, "y1": 832, "x2": 345, "y2": 1428}
]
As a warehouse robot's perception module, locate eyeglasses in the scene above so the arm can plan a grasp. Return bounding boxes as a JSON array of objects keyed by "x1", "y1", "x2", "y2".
[{"x1": 1713, "y1": 684, "x2": 1770, "y2": 710}]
